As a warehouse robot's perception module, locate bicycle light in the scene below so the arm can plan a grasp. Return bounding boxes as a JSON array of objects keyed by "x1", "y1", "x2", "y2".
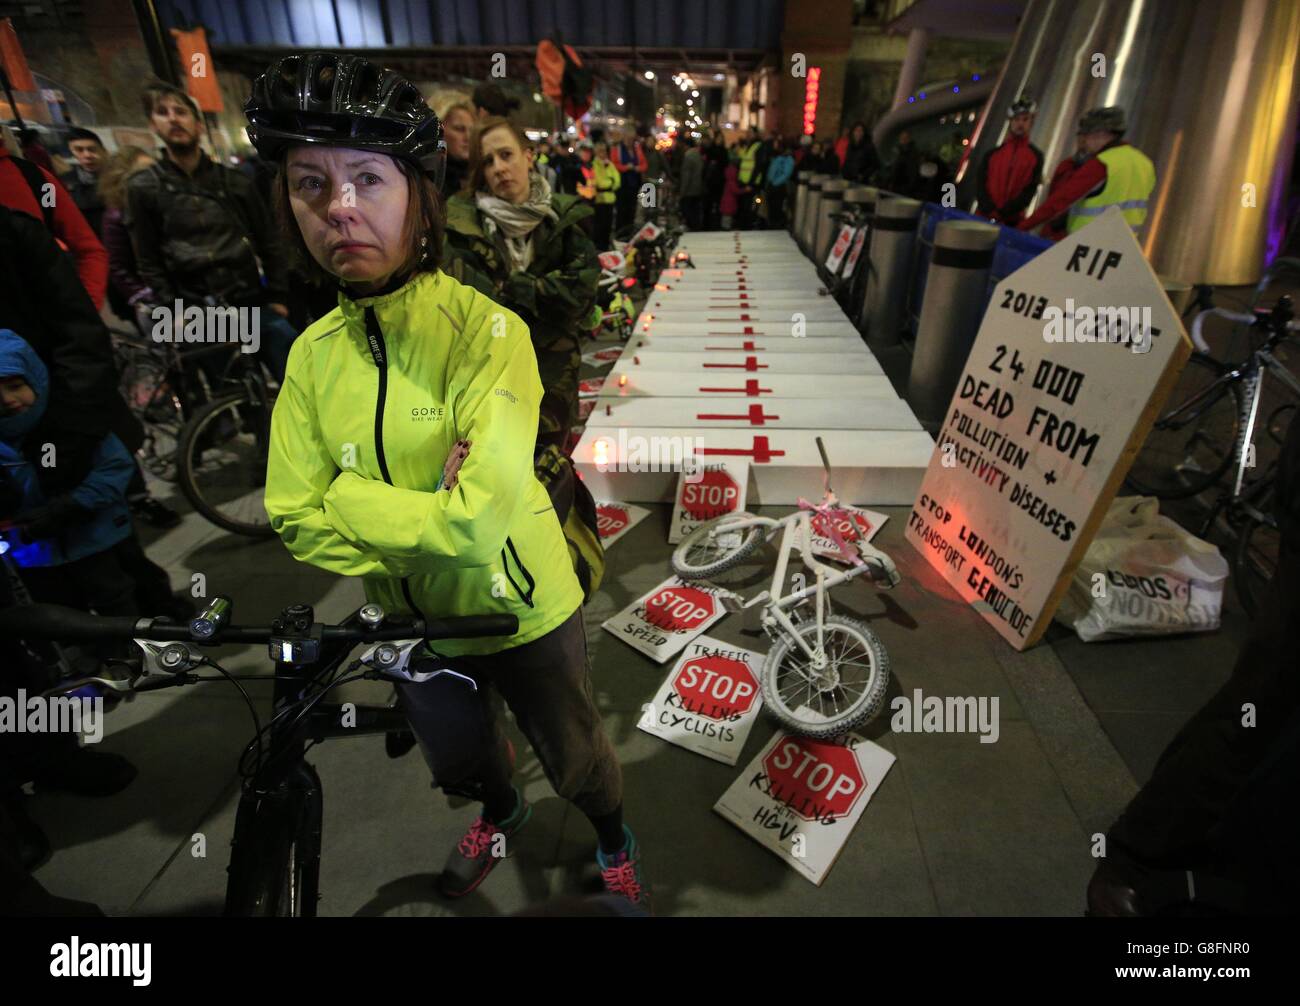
[{"x1": 190, "y1": 596, "x2": 232, "y2": 639}]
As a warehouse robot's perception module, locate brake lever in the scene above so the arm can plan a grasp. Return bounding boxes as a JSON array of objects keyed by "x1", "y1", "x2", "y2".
[{"x1": 358, "y1": 639, "x2": 479, "y2": 690}]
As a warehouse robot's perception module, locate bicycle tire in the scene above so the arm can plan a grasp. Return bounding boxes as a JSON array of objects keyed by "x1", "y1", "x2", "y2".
[
  {"x1": 671, "y1": 512, "x2": 767, "y2": 579},
  {"x1": 1124, "y1": 353, "x2": 1242, "y2": 499},
  {"x1": 760, "y1": 614, "x2": 890, "y2": 739},
  {"x1": 1233, "y1": 513, "x2": 1280, "y2": 619},
  {"x1": 177, "y1": 390, "x2": 277, "y2": 538},
  {"x1": 224, "y1": 765, "x2": 322, "y2": 918}
]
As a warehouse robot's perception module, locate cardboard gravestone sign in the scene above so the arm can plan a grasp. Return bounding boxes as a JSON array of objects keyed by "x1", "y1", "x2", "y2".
[
  {"x1": 668, "y1": 460, "x2": 750, "y2": 545},
  {"x1": 637, "y1": 635, "x2": 766, "y2": 765},
  {"x1": 903, "y1": 208, "x2": 1192, "y2": 649},
  {"x1": 601, "y1": 575, "x2": 728, "y2": 662},
  {"x1": 714, "y1": 728, "x2": 895, "y2": 885},
  {"x1": 593, "y1": 500, "x2": 650, "y2": 548}
]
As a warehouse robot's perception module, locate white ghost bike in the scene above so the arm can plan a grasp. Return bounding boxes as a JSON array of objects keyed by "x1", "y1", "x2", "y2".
[{"x1": 670, "y1": 438, "x2": 900, "y2": 739}]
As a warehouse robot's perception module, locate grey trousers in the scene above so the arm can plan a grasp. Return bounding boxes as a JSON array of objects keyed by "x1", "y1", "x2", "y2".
[{"x1": 395, "y1": 609, "x2": 623, "y2": 818}]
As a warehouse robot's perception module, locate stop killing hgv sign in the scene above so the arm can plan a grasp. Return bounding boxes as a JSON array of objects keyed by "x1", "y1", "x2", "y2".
[
  {"x1": 602, "y1": 575, "x2": 729, "y2": 662},
  {"x1": 714, "y1": 728, "x2": 895, "y2": 885},
  {"x1": 638, "y1": 635, "x2": 766, "y2": 765}
]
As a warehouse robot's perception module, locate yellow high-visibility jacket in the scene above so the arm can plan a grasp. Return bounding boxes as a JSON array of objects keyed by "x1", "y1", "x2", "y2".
[{"x1": 263, "y1": 269, "x2": 583, "y2": 656}]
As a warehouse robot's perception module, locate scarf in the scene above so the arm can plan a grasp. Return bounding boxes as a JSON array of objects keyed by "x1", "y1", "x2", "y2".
[{"x1": 475, "y1": 173, "x2": 558, "y2": 272}]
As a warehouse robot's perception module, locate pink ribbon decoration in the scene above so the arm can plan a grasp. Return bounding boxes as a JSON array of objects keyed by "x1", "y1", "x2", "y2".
[{"x1": 797, "y1": 498, "x2": 865, "y2": 566}]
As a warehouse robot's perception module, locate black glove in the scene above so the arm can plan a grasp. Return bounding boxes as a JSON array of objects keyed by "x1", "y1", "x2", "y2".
[{"x1": 16, "y1": 494, "x2": 92, "y2": 543}]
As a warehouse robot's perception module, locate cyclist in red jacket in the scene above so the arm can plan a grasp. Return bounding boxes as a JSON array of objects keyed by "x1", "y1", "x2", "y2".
[{"x1": 975, "y1": 96, "x2": 1044, "y2": 227}]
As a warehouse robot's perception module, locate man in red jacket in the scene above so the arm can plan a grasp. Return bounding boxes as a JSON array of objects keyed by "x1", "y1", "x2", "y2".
[
  {"x1": 975, "y1": 96, "x2": 1043, "y2": 227},
  {"x1": 0, "y1": 143, "x2": 109, "y2": 311}
]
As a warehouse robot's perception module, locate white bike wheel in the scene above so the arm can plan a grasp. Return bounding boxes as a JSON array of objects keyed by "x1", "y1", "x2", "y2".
[
  {"x1": 671, "y1": 512, "x2": 765, "y2": 579},
  {"x1": 760, "y1": 614, "x2": 890, "y2": 739}
]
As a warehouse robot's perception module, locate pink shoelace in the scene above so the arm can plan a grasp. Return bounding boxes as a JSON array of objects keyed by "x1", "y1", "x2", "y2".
[
  {"x1": 601, "y1": 857, "x2": 643, "y2": 902},
  {"x1": 458, "y1": 817, "x2": 497, "y2": 858}
]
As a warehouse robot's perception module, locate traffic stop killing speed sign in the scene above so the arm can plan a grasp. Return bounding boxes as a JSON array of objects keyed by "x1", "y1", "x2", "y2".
[{"x1": 903, "y1": 208, "x2": 1192, "y2": 650}]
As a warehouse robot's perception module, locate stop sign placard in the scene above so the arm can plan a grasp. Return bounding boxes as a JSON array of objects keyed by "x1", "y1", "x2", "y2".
[
  {"x1": 644, "y1": 585, "x2": 716, "y2": 632},
  {"x1": 681, "y1": 468, "x2": 740, "y2": 521},
  {"x1": 673, "y1": 655, "x2": 758, "y2": 720},
  {"x1": 596, "y1": 504, "x2": 629, "y2": 540},
  {"x1": 762, "y1": 737, "x2": 866, "y2": 821},
  {"x1": 811, "y1": 508, "x2": 873, "y2": 543}
]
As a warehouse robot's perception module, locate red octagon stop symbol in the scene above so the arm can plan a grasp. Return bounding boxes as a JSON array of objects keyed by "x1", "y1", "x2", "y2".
[
  {"x1": 681, "y1": 468, "x2": 740, "y2": 522},
  {"x1": 596, "y1": 504, "x2": 628, "y2": 540},
  {"x1": 643, "y1": 585, "x2": 716, "y2": 632},
  {"x1": 762, "y1": 737, "x2": 866, "y2": 821},
  {"x1": 811, "y1": 508, "x2": 873, "y2": 543},
  {"x1": 673, "y1": 656, "x2": 758, "y2": 720}
]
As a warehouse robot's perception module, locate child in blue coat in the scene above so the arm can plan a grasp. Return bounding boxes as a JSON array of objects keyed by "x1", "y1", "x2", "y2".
[{"x1": 0, "y1": 328, "x2": 187, "y2": 659}]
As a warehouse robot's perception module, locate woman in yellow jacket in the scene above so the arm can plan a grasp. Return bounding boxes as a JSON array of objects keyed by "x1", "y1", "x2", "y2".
[{"x1": 244, "y1": 52, "x2": 646, "y2": 908}]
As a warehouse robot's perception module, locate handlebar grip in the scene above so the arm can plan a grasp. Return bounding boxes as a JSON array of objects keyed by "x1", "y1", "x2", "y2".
[
  {"x1": 421, "y1": 614, "x2": 519, "y2": 640},
  {"x1": 0, "y1": 603, "x2": 150, "y2": 641}
]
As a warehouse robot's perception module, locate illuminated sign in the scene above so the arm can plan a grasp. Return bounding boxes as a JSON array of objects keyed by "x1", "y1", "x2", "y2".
[{"x1": 803, "y1": 67, "x2": 821, "y2": 135}]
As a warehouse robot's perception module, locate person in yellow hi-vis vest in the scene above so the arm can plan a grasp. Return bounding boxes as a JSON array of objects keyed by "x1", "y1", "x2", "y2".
[
  {"x1": 736, "y1": 126, "x2": 766, "y2": 229},
  {"x1": 1019, "y1": 106, "x2": 1155, "y2": 240}
]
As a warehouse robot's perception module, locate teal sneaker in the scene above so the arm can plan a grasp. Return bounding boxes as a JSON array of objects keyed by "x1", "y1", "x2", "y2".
[
  {"x1": 438, "y1": 789, "x2": 531, "y2": 898},
  {"x1": 595, "y1": 825, "x2": 650, "y2": 912}
]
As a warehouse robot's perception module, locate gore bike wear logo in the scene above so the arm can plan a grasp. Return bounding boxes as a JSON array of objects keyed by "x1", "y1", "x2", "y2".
[
  {"x1": 494, "y1": 388, "x2": 518, "y2": 404},
  {"x1": 410, "y1": 406, "x2": 446, "y2": 422}
]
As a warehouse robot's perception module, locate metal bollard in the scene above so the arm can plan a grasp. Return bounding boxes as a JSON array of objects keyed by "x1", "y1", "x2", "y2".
[
  {"x1": 908, "y1": 220, "x2": 1000, "y2": 429},
  {"x1": 814, "y1": 179, "x2": 850, "y2": 266},
  {"x1": 792, "y1": 176, "x2": 809, "y2": 238},
  {"x1": 861, "y1": 196, "x2": 922, "y2": 346},
  {"x1": 800, "y1": 174, "x2": 830, "y2": 254}
]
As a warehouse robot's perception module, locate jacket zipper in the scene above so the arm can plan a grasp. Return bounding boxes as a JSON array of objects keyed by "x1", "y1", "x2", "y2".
[
  {"x1": 362, "y1": 307, "x2": 426, "y2": 622},
  {"x1": 501, "y1": 535, "x2": 536, "y2": 608}
]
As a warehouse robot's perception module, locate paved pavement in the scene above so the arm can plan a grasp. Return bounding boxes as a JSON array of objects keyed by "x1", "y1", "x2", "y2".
[
  {"x1": 28, "y1": 279, "x2": 1282, "y2": 917},
  {"x1": 27, "y1": 483, "x2": 1247, "y2": 916}
]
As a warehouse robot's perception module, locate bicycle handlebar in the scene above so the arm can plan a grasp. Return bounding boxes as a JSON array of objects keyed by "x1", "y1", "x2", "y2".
[
  {"x1": 0, "y1": 603, "x2": 518, "y2": 646},
  {"x1": 1190, "y1": 305, "x2": 1300, "y2": 354}
]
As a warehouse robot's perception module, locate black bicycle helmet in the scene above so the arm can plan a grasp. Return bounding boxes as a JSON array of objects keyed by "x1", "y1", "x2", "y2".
[
  {"x1": 244, "y1": 52, "x2": 446, "y2": 189},
  {"x1": 1007, "y1": 95, "x2": 1037, "y2": 118}
]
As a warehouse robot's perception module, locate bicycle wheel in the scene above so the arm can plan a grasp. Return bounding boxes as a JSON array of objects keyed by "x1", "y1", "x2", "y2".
[
  {"x1": 224, "y1": 767, "x2": 322, "y2": 918},
  {"x1": 177, "y1": 389, "x2": 276, "y2": 537},
  {"x1": 761, "y1": 614, "x2": 890, "y2": 739},
  {"x1": 671, "y1": 512, "x2": 767, "y2": 579},
  {"x1": 1234, "y1": 514, "x2": 1280, "y2": 619},
  {"x1": 1124, "y1": 353, "x2": 1242, "y2": 499}
]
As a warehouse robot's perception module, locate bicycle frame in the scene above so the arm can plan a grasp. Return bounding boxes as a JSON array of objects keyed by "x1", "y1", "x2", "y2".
[
  {"x1": 1229, "y1": 350, "x2": 1300, "y2": 499},
  {"x1": 717, "y1": 508, "x2": 880, "y2": 666}
]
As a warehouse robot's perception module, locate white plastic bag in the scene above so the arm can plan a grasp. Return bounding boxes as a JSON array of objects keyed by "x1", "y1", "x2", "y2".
[{"x1": 1055, "y1": 496, "x2": 1228, "y2": 642}]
